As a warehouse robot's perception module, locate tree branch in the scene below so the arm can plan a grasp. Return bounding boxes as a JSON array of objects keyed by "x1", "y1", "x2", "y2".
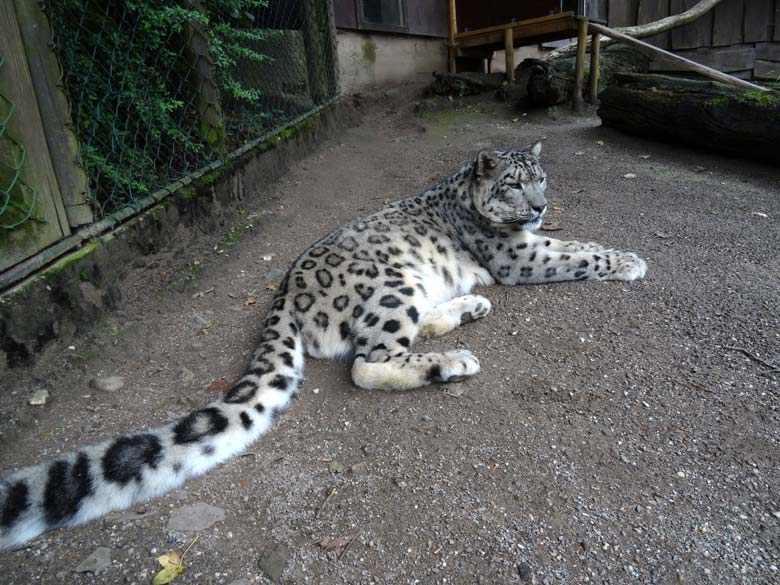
[{"x1": 545, "y1": 0, "x2": 724, "y2": 61}]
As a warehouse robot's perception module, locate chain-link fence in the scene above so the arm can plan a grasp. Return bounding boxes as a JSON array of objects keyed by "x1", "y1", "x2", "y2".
[
  {"x1": 42, "y1": 0, "x2": 338, "y2": 219},
  {"x1": 0, "y1": 57, "x2": 37, "y2": 231}
]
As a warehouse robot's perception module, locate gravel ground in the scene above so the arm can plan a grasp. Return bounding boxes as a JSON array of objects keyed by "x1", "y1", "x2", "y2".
[{"x1": 1, "y1": 85, "x2": 779, "y2": 585}]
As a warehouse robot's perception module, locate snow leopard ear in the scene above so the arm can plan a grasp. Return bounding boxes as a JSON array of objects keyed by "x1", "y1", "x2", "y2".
[
  {"x1": 475, "y1": 150, "x2": 499, "y2": 178},
  {"x1": 529, "y1": 141, "x2": 542, "y2": 158}
]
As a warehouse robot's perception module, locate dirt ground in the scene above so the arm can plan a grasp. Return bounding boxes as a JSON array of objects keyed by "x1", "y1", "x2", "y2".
[{"x1": 1, "y1": 85, "x2": 779, "y2": 585}]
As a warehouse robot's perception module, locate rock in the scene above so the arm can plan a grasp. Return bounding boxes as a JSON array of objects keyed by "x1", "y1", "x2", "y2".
[
  {"x1": 350, "y1": 462, "x2": 368, "y2": 475},
  {"x1": 90, "y1": 376, "x2": 125, "y2": 393},
  {"x1": 28, "y1": 389, "x2": 49, "y2": 406},
  {"x1": 517, "y1": 561, "x2": 533, "y2": 582},
  {"x1": 74, "y1": 547, "x2": 112, "y2": 574},
  {"x1": 179, "y1": 367, "x2": 195, "y2": 384},
  {"x1": 228, "y1": 579, "x2": 251, "y2": 585},
  {"x1": 258, "y1": 543, "x2": 289, "y2": 582},
  {"x1": 167, "y1": 502, "x2": 225, "y2": 531}
]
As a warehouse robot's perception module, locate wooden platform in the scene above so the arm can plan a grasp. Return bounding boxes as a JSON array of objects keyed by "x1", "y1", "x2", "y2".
[{"x1": 447, "y1": 7, "x2": 600, "y2": 112}]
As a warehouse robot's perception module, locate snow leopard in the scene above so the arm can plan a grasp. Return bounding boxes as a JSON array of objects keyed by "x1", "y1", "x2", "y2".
[{"x1": 0, "y1": 142, "x2": 646, "y2": 548}]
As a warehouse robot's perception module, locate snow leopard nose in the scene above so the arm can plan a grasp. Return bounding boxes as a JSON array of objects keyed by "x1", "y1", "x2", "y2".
[{"x1": 531, "y1": 203, "x2": 547, "y2": 214}]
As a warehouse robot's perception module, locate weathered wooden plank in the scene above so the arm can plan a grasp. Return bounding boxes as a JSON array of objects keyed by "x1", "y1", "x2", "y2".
[
  {"x1": 755, "y1": 42, "x2": 780, "y2": 62},
  {"x1": 744, "y1": 0, "x2": 773, "y2": 43},
  {"x1": 0, "y1": 0, "x2": 69, "y2": 272},
  {"x1": 711, "y1": 0, "x2": 743, "y2": 47},
  {"x1": 670, "y1": 0, "x2": 712, "y2": 50},
  {"x1": 608, "y1": 0, "x2": 640, "y2": 27},
  {"x1": 754, "y1": 59, "x2": 780, "y2": 80},
  {"x1": 13, "y1": 0, "x2": 93, "y2": 228},
  {"x1": 776, "y1": 3, "x2": 780, "y2": 41},
  {"x1": 638, "y1": 0, "x2": 671, "y2": 49},
  {"x1": 649, "y1": 45, "x2": 755, "y2": 72}
]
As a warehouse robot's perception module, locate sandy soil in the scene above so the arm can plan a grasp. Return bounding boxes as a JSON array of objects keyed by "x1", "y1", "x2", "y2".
[{"x1": 1, "y1": 85, "x2": 779, "y2": 585}]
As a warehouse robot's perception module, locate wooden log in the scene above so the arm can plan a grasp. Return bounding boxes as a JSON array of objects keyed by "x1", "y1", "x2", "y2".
[
  {"x1": 508, "y1": 46, "x2": 651, "y2": 108},
  {"x1": 598, "y1": 73, "x2": 780, "y2": 164}
]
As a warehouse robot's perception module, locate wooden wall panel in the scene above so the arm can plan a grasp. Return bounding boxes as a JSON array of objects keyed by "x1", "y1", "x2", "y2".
[
  {"x1": 670, "y1": 0, "x2": 712, "y2": 49},
  {"x1": 711, "y1": 0, "x2": 743, "y2": 47},
  {"x1": 744, "y1": 0, "x2": 773, "y2": 43},
  {"x1": 638, "y1": 0, "x2": 671, "y2": 49},
  {"x1": 608, "y1": 0, "x2": 640, "y2": 27}
]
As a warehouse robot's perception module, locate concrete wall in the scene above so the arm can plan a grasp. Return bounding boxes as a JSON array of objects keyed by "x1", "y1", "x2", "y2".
[{"x1": 337, "y1": 30, "x2": 447, "y2": 93}]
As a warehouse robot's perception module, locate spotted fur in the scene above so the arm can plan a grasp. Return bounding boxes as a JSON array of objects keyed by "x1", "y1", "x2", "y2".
[{"x1": 0, "y1": 143, "x2": 646, "y2": 548}]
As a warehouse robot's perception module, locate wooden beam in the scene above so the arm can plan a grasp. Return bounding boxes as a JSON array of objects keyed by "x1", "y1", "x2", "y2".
[
  {"x1": 589, "y1": 32, "x2": 601, "y2": 103},
  {"x1": 448, "y1": 0, "x2": 457, "y2": 73},
  {"x1": 454, "y1": 12, "x2": 575, "y2": 40},
  {"x1": 456, "y1": 20, "x2": 578, "y2": 49},
  {"x1": 573, "y1": 17, "x2": 588, "y2": 112},
  {"x1": 504, "y1": 28, "x2": 514, "y2": 83},
  {"x1": 587, "y1": 21, "x2": 770, "y2": 92}
]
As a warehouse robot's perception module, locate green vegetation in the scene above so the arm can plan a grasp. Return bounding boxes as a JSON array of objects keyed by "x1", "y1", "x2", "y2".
[{"x1": 43, "y1": 0, "x2": 271, "y2": 215}]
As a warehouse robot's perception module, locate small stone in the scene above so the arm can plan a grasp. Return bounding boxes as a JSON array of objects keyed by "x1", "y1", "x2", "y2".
[
  {"x1": 517, "y1": 562, "x2": 533, "y2": 581},
  {"x1": 623, "y1": 173, "x2": 636, "y2": 179},
  {"x1": 90, "y1": 376, "x2": 125, "y2": 393},
  {"x1": 258, "y1": 543, "x2": 289, "y2": 582},
  {"x1": 74, "y1": 547, "x2": 112, "y2": 574},
  {"x1": 29, "y1": 389, "x2": 49, "y2": 406},
  {"x1": 350, "y1": 462, "x2": 368, "y2": 475},
  {"x1": 676, "y1": 471, "x2": 686, "y2": 479},
  {"x1": 179, "y1": 367, "x2": 195, "y2": 384},
  {"x1": 167, "y1": 502, "x2": 225, "y2": 531}
]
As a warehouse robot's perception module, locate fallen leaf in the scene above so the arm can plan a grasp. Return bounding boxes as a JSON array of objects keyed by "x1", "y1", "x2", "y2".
[
  {"x1": 752, "y1": 211, "x2": 768, "y2": 218},
  {"x1": 265, "y1": 284, "x2": 277, "y2": 291},
  {"x1": 383, "y1": 198, "x2": 392, "y2": 205},
  {"x1": 694, "y1": 166, "x2": 706, "y2": 173},
  {"x1": 207, "y1": 379, "x2": 231, "y2": 392},
  {"x1": 239, "y1": 479, "x2": 249, "y2": 489},
  {"x1": 540, "y1": 221, "x2": 562, "y2": 231},
  {"x1": 328, "y1": 461, "x2": 345, "y2": 474},
  {"x1": 262, "y1": 255, "x2": 273, "y2": 262},
  {"x1": 29, "y1": 389, "x2": 49, "y2": 406},
  {"x1": 244, "y1": 299, "x2": 256, "y2": 306},
  {"x1": 596, "y1": 140, "x2": 604, "y2": 146},
  {"x1": 191, "y1": 291, "x2": 204, "y2": 299},
  {"x1": 152, "y1": 536, "x2": 198, "y2": 585},
  {"x1": 639, "y1": 154, "x2": 651, "y2": 159},
  {"x1": 551, "y1": 205, "x2": 563, "y2": 212},
  {"x1": 319, "y1": 531, "x2": 359, "y2": 554},
  {"x1": 574, "y1": 151, "x2": 584, "y2": 156},
  {"x1": 623, "y1": 173, "x2": 636, "y2": 179}
]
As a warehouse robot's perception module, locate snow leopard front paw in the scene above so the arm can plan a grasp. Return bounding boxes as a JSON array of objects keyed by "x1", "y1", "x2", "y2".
[{"x1": 610, "y1": 252, "x2": 647, "y2": 281}]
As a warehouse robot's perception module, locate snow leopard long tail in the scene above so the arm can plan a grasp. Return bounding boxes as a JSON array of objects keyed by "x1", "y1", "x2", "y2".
[{"x1": 0, "y1": 299, "x2": 303, "y2": 549}]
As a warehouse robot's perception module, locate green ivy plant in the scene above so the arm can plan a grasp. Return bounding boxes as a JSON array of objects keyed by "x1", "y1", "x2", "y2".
[{"x1": 44, "y1": 0, "x2": 270, "y2": 215}]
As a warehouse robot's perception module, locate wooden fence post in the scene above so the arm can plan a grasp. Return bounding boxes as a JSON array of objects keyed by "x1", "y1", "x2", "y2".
[
  {"x1": 13, "y1": 0, "x2": 93, "y2": 228},
  {"x1": 183, "y1": 0, "x2": 227, "y2": 157}
]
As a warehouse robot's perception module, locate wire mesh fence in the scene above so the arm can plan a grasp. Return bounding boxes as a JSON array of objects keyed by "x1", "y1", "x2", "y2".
[
  {"x1": 0, "y1": 57, "x2": 37, "y2": 231},
  {"x1": 41, "y1": 0, "x2": 338, "y2": 220}
]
